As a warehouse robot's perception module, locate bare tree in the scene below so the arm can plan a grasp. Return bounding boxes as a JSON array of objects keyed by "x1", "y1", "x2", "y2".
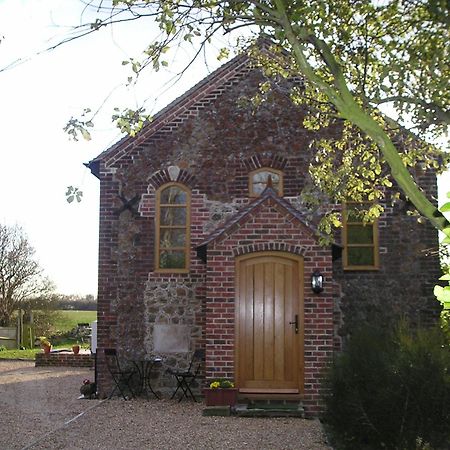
[{"x1": 0, "y1": 224, "x2": 54, "y2": 326}]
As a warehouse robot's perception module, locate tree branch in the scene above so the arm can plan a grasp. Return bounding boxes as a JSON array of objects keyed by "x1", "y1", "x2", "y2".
[{"x1": 272, "y1": 0, "x2": 450, "y2": 237}]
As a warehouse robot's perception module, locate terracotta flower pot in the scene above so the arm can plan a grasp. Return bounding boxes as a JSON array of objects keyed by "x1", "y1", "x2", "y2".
[
  {"x1": 42, "y1": 345, "x2": 51, "y2": 354},
  {"x1": 72, "y1": 345, "x2": 80, "y2": 355},
  {"x1": 203, "y1": 388, "x2": 238, "y2": 406}
]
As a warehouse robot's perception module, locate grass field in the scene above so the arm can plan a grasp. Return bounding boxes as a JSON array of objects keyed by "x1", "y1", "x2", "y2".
[
  {"x1": 0, "y1": 348, "x2": 39, "y2": 359},
  {"x1": 0, "y1": 310, "x2": 97, "y2": 360},
  {"x1": 53, "y1": 310, "x2": 97, "y2": 333}
]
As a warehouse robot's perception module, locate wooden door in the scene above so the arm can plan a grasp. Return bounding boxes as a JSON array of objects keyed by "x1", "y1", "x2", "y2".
[{"x1": 236, "y1": 252, "x2": 304, "y2": 393}]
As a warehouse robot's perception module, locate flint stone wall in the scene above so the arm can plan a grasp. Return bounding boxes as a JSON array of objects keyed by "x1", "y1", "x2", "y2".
[
  {"x1": 93, "y1": 61, "x2": 441, "y2": 411},
  {"x1": 143, "y1": 280, "x2": 204, "y2": 394}
]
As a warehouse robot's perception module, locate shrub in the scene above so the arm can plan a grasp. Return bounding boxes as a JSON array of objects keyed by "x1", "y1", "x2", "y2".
[
  {"x1": 32, "y1": 309, "x2": 63, "y2": 337},
  {"x1": 322, "y1": 321, "x2": 450, "y2": 450}
]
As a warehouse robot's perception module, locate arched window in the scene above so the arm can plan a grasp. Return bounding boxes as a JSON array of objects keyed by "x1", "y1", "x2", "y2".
[
  {"x1": 155, "y1": 183, "x2": 190, "y2": 272},
  {"x1": 249, "y1": 168, "x2": 283, "y2": 197}
]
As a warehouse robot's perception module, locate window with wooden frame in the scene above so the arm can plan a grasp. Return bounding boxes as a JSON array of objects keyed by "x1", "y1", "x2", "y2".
[
  {"x1": 249, "y1": 168, "x2": 283, "y2": 197},
  {"x1": 343, "y1": 202, "x2": 379, "y2": 270},
  {"x1": 155, "y1": 183, "x2": 190, "y2": 272}
]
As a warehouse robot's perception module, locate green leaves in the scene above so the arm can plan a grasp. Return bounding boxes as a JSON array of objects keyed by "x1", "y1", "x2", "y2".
[
  {"x1": 63, "y1": 108, "x2": 94, "y2": 142},
  {"x1": 434, "y1": 194, "x2": 450, "y2": 311},
  {"x1": 111, "y1": 107, "x2": 152, "y2": 136},
  {"x1": 65, "y1": 186, "x2": 83, "y2": 203},
  {"x1": 217, "y1": 47, "x2": 230, "y2": 61},
  {"x1": 308, "y1": 119, "x2": 390, "y2": 206},
  {"x1": 440, "y1": 202, "x2": 450, "y2": 213},
  {"x1": 434, "y1": 285, "x2": 450, "y2": 310}
]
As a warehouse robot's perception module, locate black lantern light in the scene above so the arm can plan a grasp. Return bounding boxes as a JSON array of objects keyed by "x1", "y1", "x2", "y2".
[{"x1": 311, "y1": 270, "x2": 324, "y2": 294}]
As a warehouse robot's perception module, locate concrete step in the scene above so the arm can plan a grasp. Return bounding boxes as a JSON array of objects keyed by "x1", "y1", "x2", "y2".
[
  {"x1": 247, "y1": 399, "x2": 303, "y2": 410},
  {"x1": 234, "y1": 400, "x2": 305, "y2": 418}
]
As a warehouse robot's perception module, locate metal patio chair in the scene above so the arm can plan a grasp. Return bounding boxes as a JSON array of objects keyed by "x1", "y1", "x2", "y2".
[
  {"x1": 167, "y1": 349, "x2": 205, "y2": 402},
  {"x1": 104, "y1": 348, "x2": 137, "y2": 400}
]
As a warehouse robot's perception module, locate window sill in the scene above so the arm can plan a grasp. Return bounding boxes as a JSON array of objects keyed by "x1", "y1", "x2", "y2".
[
  {"x1": 343, "y1": 265, "x2": 380, "y2": 271},
  {"x1": 154, "y1": 268, "x2": 190, "y2": 274}
]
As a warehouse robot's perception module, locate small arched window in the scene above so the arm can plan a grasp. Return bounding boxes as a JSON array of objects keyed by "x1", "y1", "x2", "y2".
[
  {"x1": 155, "y1": 183, "x2": 190, "y2": 272},
  {"x1": 249, "y1": 168, "x2": 283, "y2": 197}
]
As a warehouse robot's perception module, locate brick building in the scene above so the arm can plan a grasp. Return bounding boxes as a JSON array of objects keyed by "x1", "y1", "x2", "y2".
[{"x1": 87, "y1": 51, "x2": 440, "y2": 415}]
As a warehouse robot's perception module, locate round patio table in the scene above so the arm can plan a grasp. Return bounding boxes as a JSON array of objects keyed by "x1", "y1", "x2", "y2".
[{"x1": 132, "y1": 357, "x2": 163, "y2": 399}]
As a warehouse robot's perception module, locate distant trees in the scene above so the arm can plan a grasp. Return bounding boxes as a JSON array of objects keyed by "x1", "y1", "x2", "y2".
[
  {"x1": 53, "y1": 294, "x2": 97, "y2": 311},
  {"x1": 0, "y1": 224, "x2": 54, "y2": 326}
]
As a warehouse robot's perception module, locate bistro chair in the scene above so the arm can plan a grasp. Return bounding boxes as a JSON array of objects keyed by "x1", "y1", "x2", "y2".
[
  {"x1": 167, "y1": 349, "x2": 205, "y2": 402},
  {"x1": 104, "y1": 348, "x2": 137, "y2": 400}
]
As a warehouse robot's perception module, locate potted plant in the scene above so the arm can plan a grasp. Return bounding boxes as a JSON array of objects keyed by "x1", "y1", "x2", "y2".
[
  {"x1": 204, "y1": 379, "x2": 238, "y2": 406},
  {"x1": 72, "y1": 342, "x2": 80, "y2": 355},
  {"x1": 39, "y1": 337, "x2": 52, "y2": 354}
]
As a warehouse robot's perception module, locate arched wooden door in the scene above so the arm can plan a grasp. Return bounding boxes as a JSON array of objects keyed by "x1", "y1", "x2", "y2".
[{"x1": 235, "y1": 252, "x2": 304, "y2": 394}]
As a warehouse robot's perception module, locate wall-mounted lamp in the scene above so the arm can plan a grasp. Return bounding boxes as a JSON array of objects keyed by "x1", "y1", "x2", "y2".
[{"x1": 311, "y1": 270, "x2": 324, "y2": 294}]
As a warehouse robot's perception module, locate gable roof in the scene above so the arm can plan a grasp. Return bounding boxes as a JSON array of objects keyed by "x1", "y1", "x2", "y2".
[
  {"x1": 197, "y1": 187, "x2": 319, "y2": 250},
  {"x1": 87, "y1": 52, "x2": 251, "y2": 177}
]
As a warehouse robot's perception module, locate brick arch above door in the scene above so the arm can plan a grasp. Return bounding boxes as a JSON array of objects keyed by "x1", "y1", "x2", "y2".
[{"x1": 232, "y1": 242, "x2": 312, "y2": 257}]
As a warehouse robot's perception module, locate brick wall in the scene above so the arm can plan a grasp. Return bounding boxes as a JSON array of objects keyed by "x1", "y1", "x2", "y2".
[
  {"x1": 35, "y1": 353, "x2": 94, "y2": 368},
  {"x1": 204, "y1": 199, "x2": 333, "y2": 414},
  {"x1": 92, "y1": 57, "x2": 441, "y2": 414},
  {"x1": 333, "y1": 183, "x2": 441, "y2": 339}
]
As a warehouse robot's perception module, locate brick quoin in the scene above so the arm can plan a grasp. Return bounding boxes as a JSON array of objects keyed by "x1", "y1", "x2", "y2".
[{"x1": 88, "y1": 50, "x2": 440, "y2": 416}]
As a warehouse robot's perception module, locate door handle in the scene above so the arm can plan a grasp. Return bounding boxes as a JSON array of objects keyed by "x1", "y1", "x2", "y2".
[{"x1": 289, "y1": 315, "x2": 299, "y2": 334}]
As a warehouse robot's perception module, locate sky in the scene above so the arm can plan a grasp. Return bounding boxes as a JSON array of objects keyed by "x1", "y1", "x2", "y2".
[
  {"x1": 0, "y1": 0, "x2": 226, "y2": 296},
  {"x1": 0, "y1": 0, "x2": 448, "y2": 296}
]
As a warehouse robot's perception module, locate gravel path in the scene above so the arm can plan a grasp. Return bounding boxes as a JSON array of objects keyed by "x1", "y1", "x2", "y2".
[{"x1": 0, "y1": 360, "x2": 331, "y2": 450}]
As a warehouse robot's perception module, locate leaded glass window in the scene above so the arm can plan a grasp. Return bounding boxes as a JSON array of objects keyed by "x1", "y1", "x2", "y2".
[{"x1": 156, "y1": 184, "x2": 190, "y2": 271}]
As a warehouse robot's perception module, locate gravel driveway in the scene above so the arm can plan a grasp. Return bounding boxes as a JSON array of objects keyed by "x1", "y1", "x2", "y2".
[{"x1": 0, "y1": 360, "x2": 331, "y2": 450}]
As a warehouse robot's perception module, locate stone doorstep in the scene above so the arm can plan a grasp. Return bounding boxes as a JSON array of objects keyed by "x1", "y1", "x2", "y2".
[
  {"x1": 234, "y1": 401, "x2": 305, "y2": 418},
  {"x1": 234, "y1": 407, "x2": 305, "y2": 418},
  {"x1": 202, "y1": 401, "x2": 305, "y2": 418},
  {"x1": 247, "y1": 399, "x2": 303, "y2": 410}
]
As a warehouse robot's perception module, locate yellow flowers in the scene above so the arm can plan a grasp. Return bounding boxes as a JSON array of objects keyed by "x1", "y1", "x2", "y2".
[
  {"x1": 209, "y1": 379, "x2": 234, "y2": 389},
  {"x1": 39, "y1": 337, "x2": 51, "y2": 347}
]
